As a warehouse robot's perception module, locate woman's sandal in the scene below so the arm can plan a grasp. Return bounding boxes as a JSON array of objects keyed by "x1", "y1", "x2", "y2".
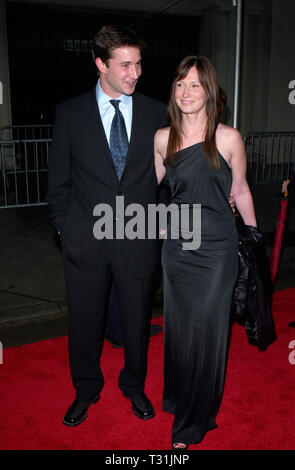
[{"x1": 172, "y1": 442, "x2": 189, "y2": 450}]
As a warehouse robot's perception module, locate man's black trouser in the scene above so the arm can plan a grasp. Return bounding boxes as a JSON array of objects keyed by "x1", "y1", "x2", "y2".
[{"x1": 62, "y1": 241, "x2": 158, "y2": 401}]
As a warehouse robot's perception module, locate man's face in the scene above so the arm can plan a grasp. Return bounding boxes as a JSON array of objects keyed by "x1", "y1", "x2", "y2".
[{"x1": 96, "y1": 46, "x2": 142, "y2": 98}]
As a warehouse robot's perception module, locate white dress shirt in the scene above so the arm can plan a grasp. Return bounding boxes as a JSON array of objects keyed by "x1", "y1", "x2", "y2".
[{"x1": 95, "y1": 80, "x2": 133, "y2": 144}]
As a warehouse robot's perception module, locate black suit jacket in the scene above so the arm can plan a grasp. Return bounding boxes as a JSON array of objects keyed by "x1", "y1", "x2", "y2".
[{"x1": 47, "y1": 88, "x2": 167, "y2": 278}]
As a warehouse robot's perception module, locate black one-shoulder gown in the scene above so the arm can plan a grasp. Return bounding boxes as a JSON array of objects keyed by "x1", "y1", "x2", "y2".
[{"x1": 162, "y1": 143, "x2": 239, "y2": 445}]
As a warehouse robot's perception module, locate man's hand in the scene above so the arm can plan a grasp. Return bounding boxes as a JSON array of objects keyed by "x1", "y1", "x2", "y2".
[
  {"x1": 281, "y1": 179, "x2": 290, "y2": 193},
  {"x1": 229, "y1": 192, "x2": 236, "y2": 213}
]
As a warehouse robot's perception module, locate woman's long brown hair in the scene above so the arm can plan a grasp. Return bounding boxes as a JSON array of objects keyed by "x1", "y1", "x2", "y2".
[{"x1": 166, "y1": 56, "x2": 226, "y2": 168}]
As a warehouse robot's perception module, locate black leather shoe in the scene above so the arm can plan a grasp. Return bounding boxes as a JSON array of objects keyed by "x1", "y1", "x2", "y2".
[
  {"x1": 150, "y1": 324, "x2": 162, "y2": 337},
  {"x1": 105, "y1": 335, "x2": 124, "y2": 348},
  {"x1": 63, "y1": 394, "x2": 100, "y2": 427},
  {"x1": 289, "y1": 321, "x2": 295, "y2": 327},
  {"x1": 123, "y1": 391, "x2": 155, "y2": 420}
]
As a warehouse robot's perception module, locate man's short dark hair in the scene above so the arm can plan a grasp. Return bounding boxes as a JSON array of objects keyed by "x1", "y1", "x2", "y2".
[{"x1": 92, "y1": 25, "x2": 146, "y2": 65}]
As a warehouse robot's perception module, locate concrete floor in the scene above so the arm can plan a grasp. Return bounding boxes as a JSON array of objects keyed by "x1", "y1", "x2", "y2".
[{"x1": 0, "y1": 188, "x2": 295, "y2": 348}]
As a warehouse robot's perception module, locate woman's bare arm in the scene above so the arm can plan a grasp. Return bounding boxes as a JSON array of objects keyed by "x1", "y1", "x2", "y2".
[
  {"x1": 154, "y1": 128, "x2": 169, "y2": 185},
  {"x1": 228, "y1": 129, "x2": 257, "y2": 227}
]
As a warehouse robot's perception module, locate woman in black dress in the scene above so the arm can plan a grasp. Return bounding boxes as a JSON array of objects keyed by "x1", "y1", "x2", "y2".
[{"x1": 154, "y1": 56, "x2": 258, "y2": 449}]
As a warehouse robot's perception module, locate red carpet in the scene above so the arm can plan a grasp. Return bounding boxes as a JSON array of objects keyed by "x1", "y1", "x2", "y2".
[{"x1": 1, "y1": 288, "x2": 295, "y2": 450}]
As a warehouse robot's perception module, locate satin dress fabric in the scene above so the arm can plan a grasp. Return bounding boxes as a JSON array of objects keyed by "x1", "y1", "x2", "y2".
[{"x1": 162, "y1": 142, "x2": 239, "y2": 445}]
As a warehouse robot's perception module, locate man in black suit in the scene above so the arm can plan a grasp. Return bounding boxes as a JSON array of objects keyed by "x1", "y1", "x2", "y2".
[{"x1": 47, "y1": 25, "x2": 167, "y2": 426}]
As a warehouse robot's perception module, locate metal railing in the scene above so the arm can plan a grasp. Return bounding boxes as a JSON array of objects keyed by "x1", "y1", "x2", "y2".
[
  {"x1": 0, "y1": 125, "x2": 53, "y2": 141},
  {"x1": 1, "y1": 130, "x2": 294, "y2": 209},
  {"x1": 244, "y1": 131, "x2": 295, "y2": 185},
  {"x1": 0, "y1": 139, "x2": 50, "y2": 208}
]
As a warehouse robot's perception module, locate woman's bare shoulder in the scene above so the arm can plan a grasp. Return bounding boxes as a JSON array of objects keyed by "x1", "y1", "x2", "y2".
[
  {"x1": 216, "y1": 123, "x2": 243, "y2": 145},
  {"x1": 154, "y1": 127, "x2": 170, "y2": 159},
  {"x1": 155, "y1": 126, "x2": 170, "y2": 142},
  {"x1": 216, "y1": 124, "x2": 245, "y2": 162}
]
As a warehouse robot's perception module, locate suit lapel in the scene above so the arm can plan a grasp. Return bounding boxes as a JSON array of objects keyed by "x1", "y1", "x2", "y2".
[
  {"x1": 124, "y1": 93, "x2": 144, "y2": 172},
  {"x1": 86, "y1": 88, "x2": 119, "y2": 180}
]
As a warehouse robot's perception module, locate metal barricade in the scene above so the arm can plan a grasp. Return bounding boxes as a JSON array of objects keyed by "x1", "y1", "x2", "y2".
[
  {"x1": 0, "y1": 125, "x2": 53, "y2": 141},
  {"x1": 1, "y1": 130, "x2": 295, "y2": 209},
  {"x1": 244, "y1": 131, "x2": 295, "y2": 185},
  {"x1": 0, "y1": 139, "x2": 51, "y2": 208}
]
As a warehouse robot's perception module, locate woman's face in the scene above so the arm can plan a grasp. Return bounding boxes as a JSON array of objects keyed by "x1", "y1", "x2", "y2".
[{"x1": 174, "y1": 66, "x2": 208, "y2": 115}]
